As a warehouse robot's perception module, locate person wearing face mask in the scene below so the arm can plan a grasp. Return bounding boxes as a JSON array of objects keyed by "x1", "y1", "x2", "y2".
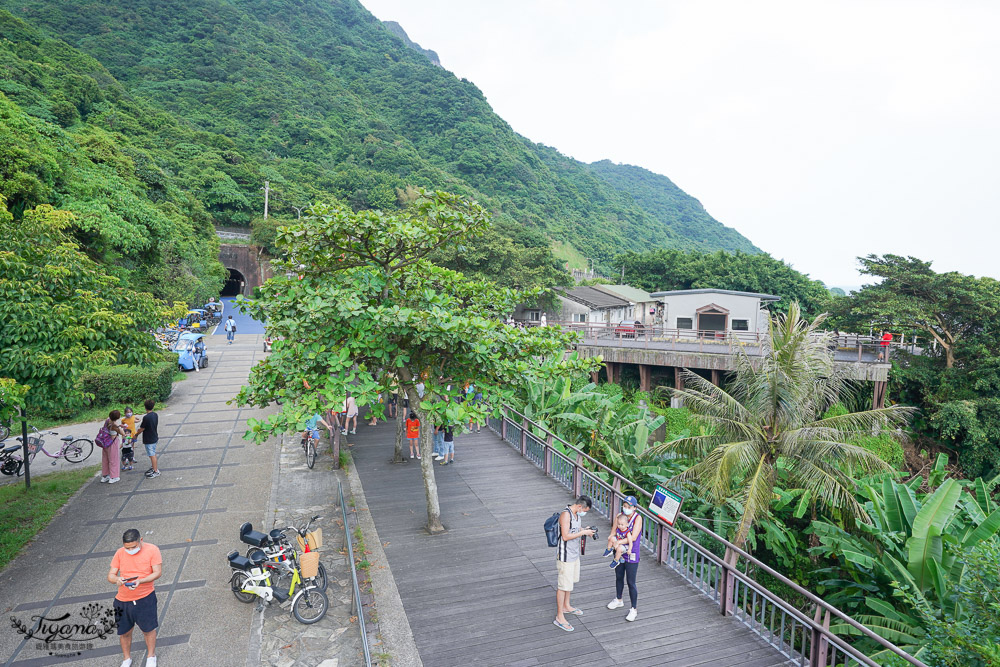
[
  {"x1": 107, "y1": 528, "x2": 162, "y2": 667},
  {"x1": 606, "y1": 495, "x2": 643, "y2": 621},
  {"x1": 553, "y1": 495, "x2": 595, "y2": 632}
]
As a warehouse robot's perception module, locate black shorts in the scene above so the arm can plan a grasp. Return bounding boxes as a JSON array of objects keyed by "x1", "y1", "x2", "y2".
[
  {"x1": 114, "y1": 591, "x2": 158, "y2": 635},
  {"x1": 388, "y1": 395, "x2": 397, "y2": 406}
]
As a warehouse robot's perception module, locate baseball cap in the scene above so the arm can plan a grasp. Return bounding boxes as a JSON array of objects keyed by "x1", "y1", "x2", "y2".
[{"x1": 623, "y1": 495, "x2": 638, "y2": 507}]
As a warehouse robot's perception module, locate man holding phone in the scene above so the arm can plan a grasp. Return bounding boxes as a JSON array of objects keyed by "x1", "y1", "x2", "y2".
[{"x1": 107, "y1": 528, "x2": 162, "y2": 667}]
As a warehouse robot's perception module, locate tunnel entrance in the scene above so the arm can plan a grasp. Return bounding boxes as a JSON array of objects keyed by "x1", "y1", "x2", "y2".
[{"x1": 221, "y1": 268, "x2": 246, "y2": 297}]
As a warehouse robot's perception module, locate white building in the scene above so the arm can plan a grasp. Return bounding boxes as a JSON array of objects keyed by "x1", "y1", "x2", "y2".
[
  {"x1": 649, "y1": 289, "x2": 780, "y2": 335},
  {"x1": 513, "y1": 286, "x2": 633, "y2": 324}
]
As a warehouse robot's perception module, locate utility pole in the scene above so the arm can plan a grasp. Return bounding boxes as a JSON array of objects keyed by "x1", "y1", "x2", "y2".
[
  {"x1": 263, "y1": 180, "x2": 270, "y2": 220},
  {"x1": 621, "y1": 265, "x2": 625, "y2": 282}
]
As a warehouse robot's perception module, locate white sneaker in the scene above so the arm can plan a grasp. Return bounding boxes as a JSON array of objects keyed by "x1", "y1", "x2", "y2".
[
  {"x1": 433, "y1": 454, "x2": 442, "y2": 460},
  {"x1": 120, "y1": 658, "x2": 132, "y2": 667},
  {"x1": 100, "y1": 476, "x2": 109, "y2": 483},
  {"x1": 626, "y1": 608, "x2": 637, "y2": 622},
  {"x1": 350, "y1": 429, "x2": 356, "y2": 435},
  {"x1": 108, "y1": 477, "x2": 120, "y2": 484},
  {"x1": 607, "y1": 598, "x2": 624, "y2": 610},
  {"x1": 146, "y1": 657, "x2": 156, "y2": 667}
]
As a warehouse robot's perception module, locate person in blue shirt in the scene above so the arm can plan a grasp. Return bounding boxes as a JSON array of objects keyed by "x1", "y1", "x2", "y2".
[{"x1": 302, "y1": 414, "x2": 330, "y2": 449}]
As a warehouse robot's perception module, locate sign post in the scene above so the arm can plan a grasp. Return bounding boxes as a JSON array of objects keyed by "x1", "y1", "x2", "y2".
[
  {"x1": 19, "y1": 410, "x2": 30, "y2": 490},
  {"x1": 649, "y1": 484, "x2": 683, "y2": 525}
]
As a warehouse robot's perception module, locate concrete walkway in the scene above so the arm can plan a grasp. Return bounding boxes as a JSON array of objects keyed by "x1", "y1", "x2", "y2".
[
  {"x1": 350, "y1": 422, "x2": 792, "y2": 667},
  {"x1": 0, "y1": 334, "x2": 278, "y2": 666}
]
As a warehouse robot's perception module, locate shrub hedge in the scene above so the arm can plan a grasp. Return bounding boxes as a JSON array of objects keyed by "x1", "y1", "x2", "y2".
[{"x1": 80, "y1": 362, "x2": 174, "y2": 406}]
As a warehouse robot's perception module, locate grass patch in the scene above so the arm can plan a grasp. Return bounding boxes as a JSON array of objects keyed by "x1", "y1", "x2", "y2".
[
  {"x1": 0, "y1": 466, "x2": 97, "y2": 571},
  {"x1": 32, "y1": 401, "x2": 168, "y2": 430},
  {"x1": 551, "y1": 239, "x2": 589, "y2": 271},
  {"x1": 339, "y1": 450, "x2": 351, "y2": 470}
]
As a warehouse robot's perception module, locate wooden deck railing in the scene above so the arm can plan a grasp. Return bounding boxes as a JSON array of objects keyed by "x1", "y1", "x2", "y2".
[{"x1": 487, "y1": 406, "x2": 928, "y2": 667}]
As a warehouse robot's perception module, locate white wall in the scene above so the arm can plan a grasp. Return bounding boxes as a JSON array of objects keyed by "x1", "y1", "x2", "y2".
[{"x1": 659, "y1": 293, "x2": 768, "y2": 333}]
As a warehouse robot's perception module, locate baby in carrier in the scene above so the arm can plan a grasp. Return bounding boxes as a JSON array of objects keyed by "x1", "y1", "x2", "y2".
[
  {"x1": 604, "y1": 514, "x2": 634, "y2": 567},
  {"x1": 120, "y1": 407, "x2": 136, "y2": 471}
]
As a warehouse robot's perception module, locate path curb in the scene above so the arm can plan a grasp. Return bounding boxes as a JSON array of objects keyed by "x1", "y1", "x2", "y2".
[
  {"x1": 245, "y1": 432, "x2": 283, "y2": 667},
  {"x1": 346, "y1": 455, "x2": 422, "y2": 667}
]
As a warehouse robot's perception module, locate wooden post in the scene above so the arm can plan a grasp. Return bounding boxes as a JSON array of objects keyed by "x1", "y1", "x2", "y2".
[
  {"x1": 590, "y1": 371, "x2": 600, "y2": 384},
  {"x1": 720, "y1": 547, "x2": 738, "y2": 616},
  {"x1": 657, "y1": 527, "x2": 666, "y2": 564},
  {"x1": 674, "y1": 367, "x2": 684, "y2": 391},
  {"x1": 611, "y1": 478, "x2": 622, "y2": 518},
  {"x1": 809, "y1": 606, "x2": 831, "y2": 667},
  {"x1": 544, "y1": 434, "x2": 553, "y2": 475},
  {"x1": 872, "y1": 380, "x2": 887, "y2": 410},
  {"x1": 605, "y1": 362, "x2": 618, "y2": 384},
  {"x1": 520, "y1": 418, "x2": 528, "y2": 457},
  {"x1": 639, "y1": 364, "x2": 652, "y2": 392},
  {"x1": 573, "y1": 453, "x2": 585, "y2": 496},
  {"x1": 711, "y1": 369, "x2": 721, "y2": 386}
]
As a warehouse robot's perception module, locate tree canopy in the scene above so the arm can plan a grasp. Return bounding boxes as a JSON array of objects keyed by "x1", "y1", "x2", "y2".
[{"x1": 234, "y1": 191, "x2": 596, "y2": 531}]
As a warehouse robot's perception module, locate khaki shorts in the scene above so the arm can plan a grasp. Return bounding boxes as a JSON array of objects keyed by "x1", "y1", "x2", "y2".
[{"x1": 556, "y1": 559, "x2": 580, "y2": 591}]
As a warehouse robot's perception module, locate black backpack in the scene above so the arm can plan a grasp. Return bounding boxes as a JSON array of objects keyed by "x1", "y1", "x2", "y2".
[{"x1": 544, "y1": 509, "x2": 565, "y2": 547}]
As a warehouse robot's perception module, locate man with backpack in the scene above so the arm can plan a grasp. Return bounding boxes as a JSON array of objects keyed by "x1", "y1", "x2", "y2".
[
  {"x1": 550, "y1": 495, "x2": 594, "y2": 632},
  {"x1": 224, "y1": 315, "x2": 236, "y2": 344}
]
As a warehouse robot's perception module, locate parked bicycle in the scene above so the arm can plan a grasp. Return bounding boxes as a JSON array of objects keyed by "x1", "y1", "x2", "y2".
[
  {"x1": 241, "y1": 515, "x2": 328, "y2": 591},
  {"x1": 5, "y1": 427, "x2": 94, "y2": 475},
  {"x1": 228, "y1": 525, "x2": 328, "y2": 624},
  {"x1": 300, "y1": 433, "x2": 318, "y2": 469}
]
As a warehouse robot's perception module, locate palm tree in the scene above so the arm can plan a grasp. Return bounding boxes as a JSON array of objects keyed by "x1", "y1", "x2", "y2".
[{"x1": 646, "y1": 302, "x2": 913, "y2": 549}]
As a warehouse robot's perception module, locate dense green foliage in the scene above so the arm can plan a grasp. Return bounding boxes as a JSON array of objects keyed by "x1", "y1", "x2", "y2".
[
  {"x1": 588, "y1": 160, "x2": 758, "y2": 254},
  {"x1": 615, "y1": 248, "x2": 831, "y2": 314},
  {"x1": 0, "y1": 12, "x2": 224, "y2": 302},
  {"x1": 1, "y1": 0, "x2": 757, "y2": 274},
  {"x1": 832, "y1": 255, "x2": 1000, "y2": 478},
  {"x1": 0, "y1": 198, "x2": 180, "y2": 416},
  {"x1": 79, "y1": 362, "x2": 175, "y2": 406}
]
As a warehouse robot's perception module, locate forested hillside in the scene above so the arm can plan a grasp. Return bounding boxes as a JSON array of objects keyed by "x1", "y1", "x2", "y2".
[{"x1": 0, "y1": 0, "x2": 758, "y2": 278}]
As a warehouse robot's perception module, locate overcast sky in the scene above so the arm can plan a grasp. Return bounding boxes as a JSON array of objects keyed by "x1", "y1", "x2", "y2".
[{"x1": 360, "y1": 0, "x2": 998, "y2": 287}]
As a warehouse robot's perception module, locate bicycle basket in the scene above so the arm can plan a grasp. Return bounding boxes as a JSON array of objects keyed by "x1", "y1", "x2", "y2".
[
  {"x1": 296, "y1": 534, "x2": 307, "y2": 552},
  {"x1": 299, "y1": 552, "x2": 320, "y2": 579},
  {"x1": 306, "y1": 529, "x2": 323, "y2": 551}
]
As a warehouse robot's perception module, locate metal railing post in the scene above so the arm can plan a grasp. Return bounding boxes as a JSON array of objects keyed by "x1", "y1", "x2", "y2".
[
  {"x1": 520, "y1": 418, "x2": 528, "y2": 457},
  {"x1": 544, "y1": 434, "x2": 553, "y2": 475}
]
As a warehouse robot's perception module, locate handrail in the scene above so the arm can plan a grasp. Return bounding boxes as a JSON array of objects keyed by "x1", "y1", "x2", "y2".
[
  {"x1": 496, "y1": 405, "x2": 927, "y2": 667},
  {"x1": 339, "y1": 480, "x2": 372, "y2": 667}
]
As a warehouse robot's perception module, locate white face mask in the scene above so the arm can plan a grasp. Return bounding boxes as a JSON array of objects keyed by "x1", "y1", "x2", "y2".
[
  {"x1": 124, "y1": 545, "x2": 140, "y2": 555},
  {"x1": 623, "y1": 507, "x2": 635, "y2": 516},
  {"x1": 577, "y1": 510, "x2": 587, "y2": 518}
]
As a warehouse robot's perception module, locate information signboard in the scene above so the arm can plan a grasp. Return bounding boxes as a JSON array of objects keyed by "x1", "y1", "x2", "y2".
[{"x1": 649, "y1": 484, "x2": 684, "y2": 526}]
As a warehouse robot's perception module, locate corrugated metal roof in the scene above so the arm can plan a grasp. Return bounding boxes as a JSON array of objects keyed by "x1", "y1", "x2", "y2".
[
  {"x1": 557, "y1": 286, "x2": 632, "y2": 310},
  {"x1": 649, "y1": 288, "x2": 781, "y2": 301},
  {"x1": 595, "y1": 284, "x2": 654, "y2": 303}
]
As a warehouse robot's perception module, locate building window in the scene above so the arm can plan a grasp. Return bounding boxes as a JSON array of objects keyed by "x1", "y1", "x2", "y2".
[
  {"x1": 526, "y1": 310, "x2": 541, "y2": 321},
  {"x1": 677, "y1": 318, "x2": 693, "y2": 330},
  {"x1": 732, "y1": 319, "x2": 749, "y2": 331},
  {"x1": 576, "y1": 313, "x2": 588, "y2": 323}
]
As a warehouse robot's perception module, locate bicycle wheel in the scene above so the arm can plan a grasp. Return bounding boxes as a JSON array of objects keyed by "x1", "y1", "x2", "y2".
[
  {"x1": 63, "y1": 439, "x2": 93, "y2": 463},
  {"x1": 0, "y1": 423, "x2": 8, "y2": 442},
  {"x1": 312, "y1": 562, "x2": 328, "y2": 592},
  {"x1": 230, "y1": 571, "x2": 256, "y2": 603},
  {"x1": 291, "y1": 586, "x2": 328, "y2": 624},
  {"x1": 305, "y1": 441, "x2": 316, "y2": 469}
]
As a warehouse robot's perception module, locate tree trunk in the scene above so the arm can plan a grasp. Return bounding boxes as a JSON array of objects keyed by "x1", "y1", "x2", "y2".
[
  {"x1": 391, "y1": 390, "x2": 406, "y2": 463},
  {"x1": 408, "y1": 387, "x2": 444, "y2": 534}
]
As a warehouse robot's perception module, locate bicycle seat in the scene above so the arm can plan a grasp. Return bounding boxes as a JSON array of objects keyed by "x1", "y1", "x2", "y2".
[
  {"x1": 3, "y1": 444, "x2": 20, "y2": 453},
  {"x1": 60, "y1": 436, "x2": 73, "y2": 442},
  {"x1": 269, "y1": 529, "x2": 285, "y2": 541},
  {"x1": 239, "y1": 522, "x2": 270, "y2": 547},
  {"x1": 227, "y1": 551, "x2": 254, "y2": 571}
]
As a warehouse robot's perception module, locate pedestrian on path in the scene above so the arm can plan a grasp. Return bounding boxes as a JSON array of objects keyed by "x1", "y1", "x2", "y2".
[
  {"x1": 344, "y1": 392, "x2": 359, "y2": 435},
  {"x1": 606, "y1": 495, "x2": 642, "y2": 622},
  {"x1": 107, "y1": 528, "x2": 162, "y2": 667},
  {"x1": 99, "y1": 410, "x2": 126, "y2": 484},
  {"x1": 554, "y1": 495, "x2": 595, "y2": 632},
  {"x1": 405, "y1": 413, "x2": 420, "y2": 459},
  {"x1": 439, "y1": 425, "x2": 455, "y2": 465},
  {"x1": 133, "y1": 399, "x2": 160, "y2": 478},
  {"x1": 431, "y1": 423, "x2": 445, "y2": 461},
  {"x1": 224, "y1": 315, "x2": 236, "y2": 344}
]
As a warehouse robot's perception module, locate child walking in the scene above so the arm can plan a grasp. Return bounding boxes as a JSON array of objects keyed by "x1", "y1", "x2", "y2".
[{"x1": 405, "y1": 412, "x2": 420, "y2": 459}]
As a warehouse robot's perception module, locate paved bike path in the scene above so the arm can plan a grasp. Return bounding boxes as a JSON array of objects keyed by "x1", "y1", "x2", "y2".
[{"x1": 0, "y1": 335, "x2": 278, "y2": 666}]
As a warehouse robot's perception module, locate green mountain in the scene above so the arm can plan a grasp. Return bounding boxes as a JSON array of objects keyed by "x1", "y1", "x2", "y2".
[
  {"x1": 0, "y1": 0, "x2": 759, "y2": 299},
  {"x1": 382, "y1": 21, "x2": 441, "y2": 67}
]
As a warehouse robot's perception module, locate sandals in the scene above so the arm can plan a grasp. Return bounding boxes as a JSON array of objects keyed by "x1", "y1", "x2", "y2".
[
  {"x1": 566, "y1": 608, "x2": 584, "y2": 616},
  {"x1": 553, "y1": 619, "x2": 574, "y2": 632}
]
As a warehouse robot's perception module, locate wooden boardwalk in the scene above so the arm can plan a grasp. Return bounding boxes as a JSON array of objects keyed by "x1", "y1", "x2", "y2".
[{"x1": 350, "y1": 423, "x2": 792, "y2": 667}]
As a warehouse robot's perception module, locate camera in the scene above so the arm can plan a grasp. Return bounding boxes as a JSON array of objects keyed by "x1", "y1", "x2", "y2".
[{"x1": 587, "y1": 526, "x2": 599, "y2": 541}]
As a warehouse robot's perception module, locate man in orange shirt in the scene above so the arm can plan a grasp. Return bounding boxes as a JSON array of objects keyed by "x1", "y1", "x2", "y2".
[{"x1": 107, "y1": 528, "x2": 162, "y2": 667}]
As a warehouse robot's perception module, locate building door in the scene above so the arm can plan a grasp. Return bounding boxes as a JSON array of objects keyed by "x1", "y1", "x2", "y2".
[{"x1": 696, "y1": 304, "x2": 729, "y2": 336}]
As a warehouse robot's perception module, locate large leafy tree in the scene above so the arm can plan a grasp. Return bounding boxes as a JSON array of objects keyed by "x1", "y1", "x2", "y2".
[
  {"x1": 836, "y1": 255, "x2": 1000, "y2": 369},
  {"x1": 234, "y1": 191, "x2": 594, "y2": 533},
  {"x1": 0, "y1": 197, "x2": 180, "y2": 415},
  {"x1": 646, "y1": 303, "x2": 913, "y2": 547}
]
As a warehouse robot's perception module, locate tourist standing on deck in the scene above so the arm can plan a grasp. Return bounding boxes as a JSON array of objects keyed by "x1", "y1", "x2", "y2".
[
  {"x1": 553, "y1": 495, "x2": 594, "y2": 632},
  {"x1": 606, "y1": 495, "x2": 643, "y2": 622}
]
